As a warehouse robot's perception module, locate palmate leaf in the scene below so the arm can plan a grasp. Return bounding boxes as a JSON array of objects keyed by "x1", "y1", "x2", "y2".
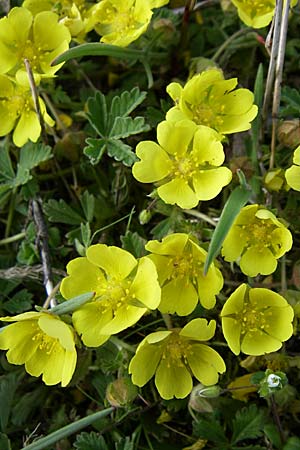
[
  {"x1": 280, "y1": 86, "x2": 300, "y2": 117},
  {"x1": 0, "y1": 143, "x2": 14, "y2": 182},
  {"x1": 13, "y1": 142, "x2": 52, "y2": 187},
  {"x1": 231, "y1": 404, "x2": 265, "y2": 445},
  {"x1": 193, "y1": 418, "x2": 227, "y2": 444},
  {"x1": 109, "y1": 116, "x2": 150, "y2": 140},
  {"x1": 106, "y1": 140, "x2": 137, "y2": 166},
  {"x1": 121, "y1": 231, "x2": 147, "y2": 258}
]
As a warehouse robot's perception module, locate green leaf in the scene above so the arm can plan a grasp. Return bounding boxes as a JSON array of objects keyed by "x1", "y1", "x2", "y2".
[
  {"x1": 106, "y1": 140, "x2": 137, "y2": 167},
  {"x1": 283, "y1": 437, "x2": 300, "y2": 450},
  {"x1": 22, "y1": 407, "x2": 114, "y2": 450},
  {"x1": 109, "y1": 87, "x2": 147, "y2": 120},
  {"x1": 44, "y1": 199, "x2": 84, "y2": 225},
  {"x1": 280, "y1": 86, "x2": 300, "y2": 117},
  {"x1": 0, "y1": 373, "x2": 19, "y2": 432},
  {"x1": 86, "y1": 91, "x2": 108, "y2": 137},
  {"x1": 250, "y1": 64, "x2": 263, "y2": 189},
  {"x1": 13, "y1": 142, "x2": 52, "y2": 187},
  {"x1": 80, "y1": 222, "x2": 91, "y2": 248},
  {"x1": 73, "y1": 432, "x2": 108, "y2": 450},
  {"x1": 11, "y1": 388, "x2": 46, "y2": 427},
  {"x1": 0, "y1": 433, "x2": 11, "y2": 450},
  {"x1": 80, "y1": 191, "x2": 95, "y2": 222},
  {"x1": 115, "y1": 437, "x2": 134, "y2": 450},
  {"x1": 121, "y1": 231, "x2": 146, "y2": 258},
  {"x1": 193, "y1": 418, "x2": 227, "y2": 444},
  {"x1": 84, "y1": 138, "x2": 106, "y2": 165},
  {"x1": 109, "y1": 116, "x2": 150, "y2": 140},
  {"x1": 231, "y1": 404, "x2": 264, "y2": 444},
  {"x1": 3, "y1": 289, "x2": 33, "y2": 314},
  {"x1": 0, "y1": 144, "x2": 15, "y2": 182},
  {"x1": 204, "y1": 185, "x2": 251, "y2": 274}
]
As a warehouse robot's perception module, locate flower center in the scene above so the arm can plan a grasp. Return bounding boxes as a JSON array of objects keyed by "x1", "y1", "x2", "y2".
[
  {"x1": 161, "y1": 333, "x2": 192, "y2": 368},
  {"x1": 21, "y1": 40, "x2": 40, "y2": 71},
  {"x1": 167, "y1": 251, "x2": 204, "y2": 281},
  {"x1": 188, "y1": 93, "x2": 226, "y2": 130},
  {"x1": 32, "y1": 328, "x2": 59, "y2": 354},
  {"x1": 240, "y1": 220, "x2": 276, "y2": 251},
  {"x1": 95, "y1": 277, "x2": 134, "y2": 312},
  {"x1": 240, "y1": 303, "x2": 271, "y2": 336}
]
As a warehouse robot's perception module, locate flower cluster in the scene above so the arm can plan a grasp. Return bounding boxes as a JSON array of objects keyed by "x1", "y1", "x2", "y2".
[
  {"x1": 221, "y1": 204, "x2": 293, "y2": 277},
  {"x1": 0, "y1": 6, "x2": 71, "y2": 146},
  {"x1": 132, "y1": 68, "x2": 257, "y2": 208}
]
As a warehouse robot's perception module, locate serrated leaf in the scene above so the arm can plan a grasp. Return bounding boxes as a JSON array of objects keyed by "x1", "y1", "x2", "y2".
[
  {"x1": 231, "y1": 405, "x2": 264, "y2": 444},
  {"x1": 109, "y1": 116, "x2": 150, "y2": 140},
  {"x1": 106, "y1": 140, "x2": 137, "y2": 166},
  {"x1": 121, "y1": 231, "x2": 146, "y2": 258},
  {"x1": 0, "y1": 144, "x2": 15, "y2": 182},
  {"x1": 4, "y1": 289, "x2": 33, "y2": 314},
  {"x1": 13, "y1": 142, "x2": 52, "y2": 187},
  {"x1": 193, "y1": 418, "x2": 227, "y2": 443},
  {"x1": 115, "y1": 437, "x2": 134, "y2": 450},
  {"x1": 0, "y1": 373, "x2": 19, "y2": 432},
  {"x1": 80, "y1": 191, "x2": 95, "y2": 222},
  {"x1": 204, "y1": 185, "x2": 251, "y2": 274},
  {"x1": 84, "y1": 138, "x2": 107, "y2": 165},
  {"x1": 44, "y1": 199, "x2": 84, "y2": 225},
  {"x1": 73, "y1": 432, "x2": 108, "y2": 450},
  {"x1": 86, "y1": 91, "x2": 108, "y2": 137},
  {"x1": 109, "y1": 87, "x2": 147, "y2": 120},
  {"x1": 281, "y1": 86, "x2": 300, "y2": 116}
]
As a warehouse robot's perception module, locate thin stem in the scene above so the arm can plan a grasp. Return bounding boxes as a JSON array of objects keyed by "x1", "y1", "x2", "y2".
[
  {"x1": 162, "y1": 313, "x2": 173, "y2": 330},
  {"x1": 110, "y1": 336, "x2": 136, "y2": 353},
  {"x1": 270, "y1": 394, "x2": 285, "y2": 445},
  {"x1": 211, "y1": 28, "x2": 254, "y2": 62},
  {"x1": 32, "y1": 199, "x2": 55, "y2": 306},
  {"x1": 24, "y1": 58, "x2": 47, "y2": 143},
  {"x1": 270, "y1": 0, "x2": 291, "y2": 169},
  {"x1": 0, "y1": 232, "x2": 26, "y2": 246},
  {"x1": 5, "y1": 189, "x2": 16, "y2": 239}
]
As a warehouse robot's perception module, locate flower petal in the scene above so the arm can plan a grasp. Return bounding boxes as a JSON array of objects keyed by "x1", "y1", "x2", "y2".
[
  {"x1": 241, "y1": 330, "x2": 282, "y2": 356},
  {"x1": 72, "y1": 303, "x2": 112, "y2": 347},
  {"x1": 130, "y1": 256, "x2": 161, "y2": 309},
  {"x1": 159, "y1": 277, "x2": 198, "y2": 316},
  {"x1": 221, "y1": 283, "x2": 247, "y2": 316},
  {"x1": 155, "y1": 358, "x2": 193, "y2": 399},
  {"x1": 129, "y1": 342, "x2": 162, "y2": 386},
  {"x1": 221, "y1": 317, "x2": 241, "y2": 355},
  {"x1": 13, "y1": 110, "x2": 41, "y2": 147},
  {"x1": 157, "y1": 119, "x2": 197, "y2": 157},
  {"x1": 133, "y1": 141, "x2": 172, "y2": 182},
  {"x1": 146, "y1": 233, "x2": 189, "y2": 255},
  {"x1": 158, "y1": 178, "x2": 198, "y2": 209},
  {"x1": 187, "y1": 343, "x2": 225, "y2": 385},
  {"x1": 285, "y1": 165, "x2": 300, "y2": 191},
  {"x1": 192, "y1": 126, "x2": 224, "y2": 165},
  {"x1": 100, "y1": 305, "x2": 146, "y2": 335},
  {"x1": 87, "y1": 244, "x2": 137, "y2": 280},
  {"x1": 240, "y1": 247, "x2": 277, "y2": 276},
  {"x1": 193, "y1": 167, "x2": 232, "y2": 201},
  {"x1": 38, "y1": 316, "x2": 75, "y2": 351},
  {"x1": 180, "y1": 318, "x2": 216, "y2": 341}
]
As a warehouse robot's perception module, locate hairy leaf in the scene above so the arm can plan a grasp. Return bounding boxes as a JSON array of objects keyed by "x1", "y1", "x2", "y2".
[
  {"x1": 80, "y1": 191, "x2": 95, "y2": 222},
  {"x1": 44, "y1": 199, "x2": 84, "y2": 225},
  {"x1": 231, "y1": 404, "x2": 264, "y2": 444},
  {"x1": 73, "y1": 432, "x2": 108, "y2": 450},
  {"x1": 84, "y1": 138, "x2": 106, "y2": 165},
  {"x1": 193, "y1": 418, "x2": 227, "y2": 443},
  {"x1": 0, "y1": 144, "x2": 14, "y2": 182},
  {"x1": 13, "y1": 143, "x2": 52, "y2": 187},
  {"x1": 106, "y1": 140, "x2": 137, "y2": 166},
  {"x1": 121, "y1": 231, "x2": 146, "y2": 258},
  {"x1": 109, "y1": 116, "x2": 150, "y2": 140},
  {"x1": 86, "y1": 91, "x2": 108, "y2": 137},
  {"x1": 109, "y1": 87, "x2": 147, "y2": 120}
]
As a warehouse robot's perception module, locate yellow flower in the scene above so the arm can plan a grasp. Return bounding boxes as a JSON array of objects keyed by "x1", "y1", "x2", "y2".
[
  {"x1": 60, "y1": 244, "x2": 161, "y2": 347},
  {"x1": 22, "y1": 0, "x2": 90, "y2": 40},
  {"x1": 0, "y1": 312, "x2": 77, "y2": 386},
  {"x1": 221, "y1": 204, "x2": 293, "y2": 277},
  {"x1": 166, "y1": 68, "x2": 258, "y2": 135},
  {"x1": 145, "y1": 233, "x2": 224, "y2": 314},
  {"x1": 220, "y1": 284, "x2": 294, "y2": 355},
  {"x1": 132, "y1": 119, "x2": 232, "y2": 209},
  {"x1": 85, "y1": 0, "x2": 153, "y2": 47},
  {"x1": 231, "y1": 0, "x2": 297, "y2": 29},
  {"x1": 129, "y1": 318, "x2": 226, "y2": 400},
  {"x1": 0, "y1": 74, "x2": 54, "y2": 147},
  {"x1": 0, "y1": 7, "x2": 71, "y2": 83},
  {"x1": 285, "y1": 145, "x2": 300, "y2": 191}
]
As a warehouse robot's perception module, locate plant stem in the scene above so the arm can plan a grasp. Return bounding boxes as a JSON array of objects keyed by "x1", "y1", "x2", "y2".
[
  {"x1": 0, "y1": 232, "x2": 26, "y2": 246},
  {"x1": 270, "y1": 0, "x2": 291, "y2": 169},
  {"x1": 211, "y1": 28, "x2": 254, "y2": 62}
]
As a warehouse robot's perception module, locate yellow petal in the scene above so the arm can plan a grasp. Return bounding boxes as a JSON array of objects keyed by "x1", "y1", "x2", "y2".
[
  {"x1": 87, "y1": 244, "x2": 137, "y2": 280},
  {"x1": 155, "y1": 358, "x2": 193, "y2": 399}
]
